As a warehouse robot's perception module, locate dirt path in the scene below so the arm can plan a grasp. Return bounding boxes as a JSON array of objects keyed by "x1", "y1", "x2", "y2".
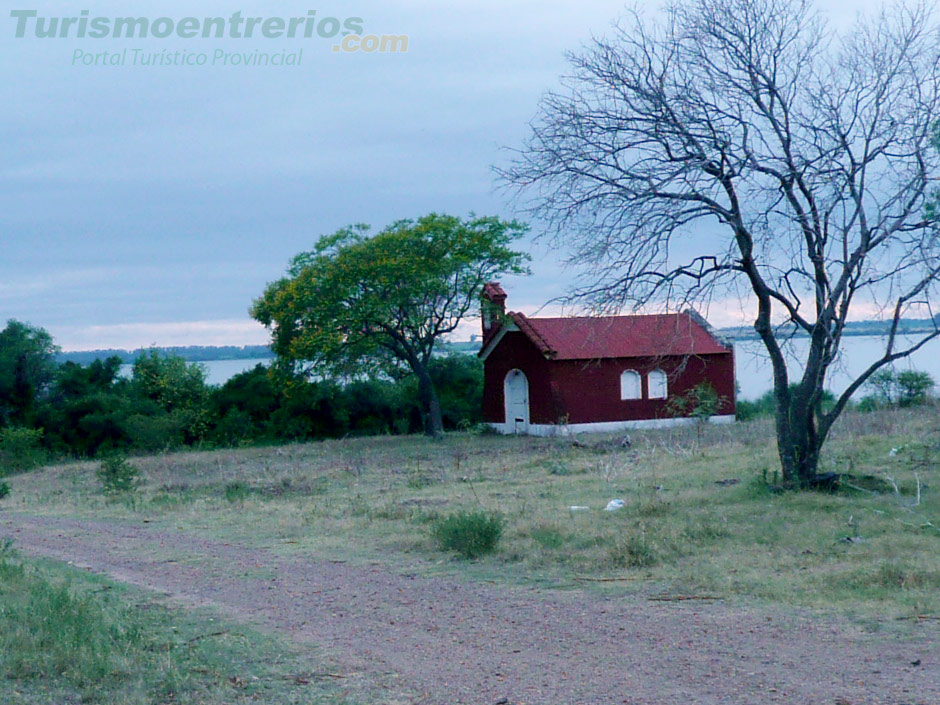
[{"x1": 2, "y1": 513, "x2": 936, "y2": 705}]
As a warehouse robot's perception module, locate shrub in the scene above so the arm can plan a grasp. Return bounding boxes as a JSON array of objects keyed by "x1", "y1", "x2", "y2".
[
  {"x1": 0, "y1": 427, "x2": 45, "y2": 476},
  {"x1": 736, "y1": 384, "x2": 837, "y2": 420},
  {"x1": 0, "y1": 482, "x2": 9, "y2": 500},
  {"x1": 855, "y1": 395, "x2": 881, "y2": 413},
  {"x1": 544, "y1": 457, "x2": 584, "y2": 475},
  {"x1": 735, "y1": 390, "x2": 776, "y2": 421},
  {"x1": 96, "y1": 455, "x2": 141, "y2": 495},
  {"x1": 211, "y1": 408, "x2": 257, "y2": 447},
  {"x1": 897, "y1": 370, "x2": 935, "y2": 407},
  {"x1": 406, "y1": 468, "x2": 436, "y2": 489},
  {"x1": 666, "y1": 382, "x2": 723, "y2": 420},
  {"x1": 432, "y1": 510, "x2": 505, "y2": 559},
  {"x1": 224, "y1": 482, "x2": 251, "y2": 503},
  {"x1": 865, "y1": 369, "x2": 897, "y2": 407},
  {"x1": 609, "y1": 532, "x2": 660, "y2": 568},
  {"x1": 120, "y1": 413, "x2": 183, "y2": 452},
  {"x1": 862, "y1": 367, "x2": 935, "y2": 408}
]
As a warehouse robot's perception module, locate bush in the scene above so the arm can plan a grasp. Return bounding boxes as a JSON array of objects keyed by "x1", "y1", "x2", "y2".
[
  {"x1": 432, "y1": 510, "x2": 504, "y2": 559},
  {"x1": 0, "y1": 427, "x2": 45, "y2": 476},
  {"x1": 897, "y1": 370, "x2": 935, "y2": 407},
  {"x1": 666, "y1": 382, "x2": 723, "y2": 420},
  {"x1": 862, "y1": 367, "x2": 935, "y2": 408},
  {"x1": 609, "y1": 532, "x2": 660, "y2": 568},
  {"x1": 736, "y1": 384, "x2": 836, "y2": 421},
  {"x1": 131, "y1": 351, "x2": 211, "y2": 442},
  {"x1": 96, "y1": 455, "x2": 141, "y2": 495},
  {"x1": 0, "y1": 482, "x2": 9, "y2": 500},
  {"x1": 223, "y1": 482, "x2": 251, "y2": 503},
  {"x1": 121, "y1": 413, "x2": 184, "y2": 452},
  {"x1": 211, "y1": 408, "x2": 258, "y2": 447},
  {"x1": 855, "y1": 395, "x2": 881, "y2": 413}
]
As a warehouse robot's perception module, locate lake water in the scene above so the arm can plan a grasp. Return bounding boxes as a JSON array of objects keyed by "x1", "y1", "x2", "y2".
[
  {"x1": 120, "y1": 358, "x2": 271, "y2": 386},
  {"x1": 123, "y1": 336, "x2": 940, "y2": 402},
  {"x1": 733, "y1": 335, "x2": 940, "y2": 400}
]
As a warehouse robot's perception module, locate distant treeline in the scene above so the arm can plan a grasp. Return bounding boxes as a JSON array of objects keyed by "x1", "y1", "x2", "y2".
[
  {"x1": 1, "y1": 354, "x2": 484, "y2": 469},
  {"x1": 0, "y1": 320, "x2": 484, "y2": 472},
  {"x1": 720, "y1": 316, "x2": 940, "y2": 341},
  {"x1": 57, "y1": 345, "x2": 275, "y2": 365}
]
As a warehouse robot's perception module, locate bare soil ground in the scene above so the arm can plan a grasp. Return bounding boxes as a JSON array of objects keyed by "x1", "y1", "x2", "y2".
[{"x1": 3, "y1": 512, "x2": 937, "y2": 705}]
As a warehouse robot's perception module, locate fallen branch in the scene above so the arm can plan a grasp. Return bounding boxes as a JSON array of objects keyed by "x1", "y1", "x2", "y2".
[
  {"x1": 278, "y1": 672, "x2": 349, "y2": 684},
  {"x1": 895, "y1": 614, "x2": 940, "y2": 621},
  {"x1": 573, "y1": 576, "x2": 640, "y2": 583},
  {"x1": 895, "y1": 518, "x2": 940, "y2": 532},
  {"x1": 186, "y1": 630, "x2": 228, "y2": 645},
  {"x1": 648, "y1": 594, "x2": 720, "y2": 602},
  {"x1": 884, "y1": 473, "x2": 900, "y2": 496}
]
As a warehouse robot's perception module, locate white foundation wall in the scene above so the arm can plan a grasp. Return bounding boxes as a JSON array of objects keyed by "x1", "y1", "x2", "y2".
[{"x1": 488, "y1": 415, "x2": 735, "y2": 437}]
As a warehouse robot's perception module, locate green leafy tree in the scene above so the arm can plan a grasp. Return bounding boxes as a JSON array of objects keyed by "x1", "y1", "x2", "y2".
[
  {"x1": 864, "y1": 368, "x2": 935, "y2": 408},
  {"x1": 210, "y1": 364, "x2": 280, "y2": 443},
  {"x1": 252, "y1": 213, "x2": 529, "y2": 436},
  {"x1": 0, "y1": 427, "x2": 45, "y2": 476},
  {"x1": 54, "y1": 357, "x2": 123, "y2": 399},
  {"x1": 865, "y1": 369, "x2": 898, "y2": 407},
  {"x1": 399, "y1": 355, "x2": 484, "y2": 431},
  {"x1": 131, "y1": 351, "x2": 212, "y2": 444},
  {"x1": 897, "y1": 371, "x2": 935, "y2": 407},
  {"x1": 0, "y1": 320, "x2": 59, "y2": 427}
]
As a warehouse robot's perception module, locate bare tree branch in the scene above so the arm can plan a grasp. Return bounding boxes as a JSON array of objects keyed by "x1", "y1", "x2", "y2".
[{"x1": 500, "y1": 0, "x2": 940, "y2": 485}]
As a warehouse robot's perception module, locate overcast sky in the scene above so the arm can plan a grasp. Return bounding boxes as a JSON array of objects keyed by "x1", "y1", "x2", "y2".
[{"x1": 2, "y1": 0, "x2": 886, "y2": 350}]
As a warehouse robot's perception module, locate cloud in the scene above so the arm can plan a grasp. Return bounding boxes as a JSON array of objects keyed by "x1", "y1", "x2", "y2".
[{"x1": 54, "y1": 319, "x2": 270, "y2": 351}]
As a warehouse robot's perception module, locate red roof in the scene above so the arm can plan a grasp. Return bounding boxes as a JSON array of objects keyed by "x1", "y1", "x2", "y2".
[{"x1": 502, "y1": 311, "x2": 729, "y2": 360}]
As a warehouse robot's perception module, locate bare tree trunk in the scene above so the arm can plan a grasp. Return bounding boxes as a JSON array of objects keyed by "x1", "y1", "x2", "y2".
[
  {"x1": 500, "y1": 0, "x2": 940, "y2": 489},
  {"x1": 774, "y1": 395, "x2": 822, "y2": 488},
  {"x1": 414, "y1": 363, "x2": 444, "y2": 438},
  {"x1": 774, "y1": 325, "x2": 834, "y2": 486}
]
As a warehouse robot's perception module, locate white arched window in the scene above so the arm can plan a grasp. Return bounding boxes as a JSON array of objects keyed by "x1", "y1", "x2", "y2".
[
  {"x1": 620, "y1": 370, "x2": 641, "y2": 400},
  {"x1": 648, "y1": 369, "x2": 668, "y2": 399}
]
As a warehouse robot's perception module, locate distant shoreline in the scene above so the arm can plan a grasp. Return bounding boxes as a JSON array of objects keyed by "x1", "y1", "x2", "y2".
[
  {"x1": 57, "y1": 340, "x2": 482, "y2": 365},
  {"x1": 55, "y1": 320, "x2": 939, "y2": 363},
  {"x1": 57, "y1": 345, "x2": 275, "y2": 365},
  {"x1": 719, "y1": 318, "x2": 939, "y2": 342}
]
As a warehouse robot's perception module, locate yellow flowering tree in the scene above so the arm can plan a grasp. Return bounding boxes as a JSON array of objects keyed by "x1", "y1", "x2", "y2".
[{"x1": 252, "y1": 214, "x2": 529, "y2": 436}]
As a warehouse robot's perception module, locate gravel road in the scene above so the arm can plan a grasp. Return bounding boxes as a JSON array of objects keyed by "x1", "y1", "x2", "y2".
[{"x1": 2, "y1": 513, "x2": 937, "y2": 705}]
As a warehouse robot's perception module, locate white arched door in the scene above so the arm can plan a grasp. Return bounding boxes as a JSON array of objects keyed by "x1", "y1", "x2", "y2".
[{"x1": 504, "y1": 369, "x2": 530, "y2": 434}]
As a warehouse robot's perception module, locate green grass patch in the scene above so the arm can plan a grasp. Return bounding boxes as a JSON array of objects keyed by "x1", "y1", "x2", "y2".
[
  {"x1": 0, "y1": 545, "x2": 348, "y2": 705},
  {"x1": 530, "y1": 524, "x2": 566, "y2": 549}
]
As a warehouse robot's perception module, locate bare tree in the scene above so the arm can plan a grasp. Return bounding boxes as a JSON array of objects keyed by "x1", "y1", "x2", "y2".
[{"x1": 501, "y1": 0, "x2": 940, "y2": 487}]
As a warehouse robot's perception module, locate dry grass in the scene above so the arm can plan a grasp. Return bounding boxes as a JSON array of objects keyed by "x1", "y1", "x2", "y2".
[{"x1": 6, "y1": 406, "x2": 940, "y2": 621}]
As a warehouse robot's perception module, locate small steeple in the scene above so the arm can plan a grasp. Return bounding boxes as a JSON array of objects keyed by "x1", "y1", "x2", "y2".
[{"x1": 481, "y1": 281, "x2": 507, "y2": 338}]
